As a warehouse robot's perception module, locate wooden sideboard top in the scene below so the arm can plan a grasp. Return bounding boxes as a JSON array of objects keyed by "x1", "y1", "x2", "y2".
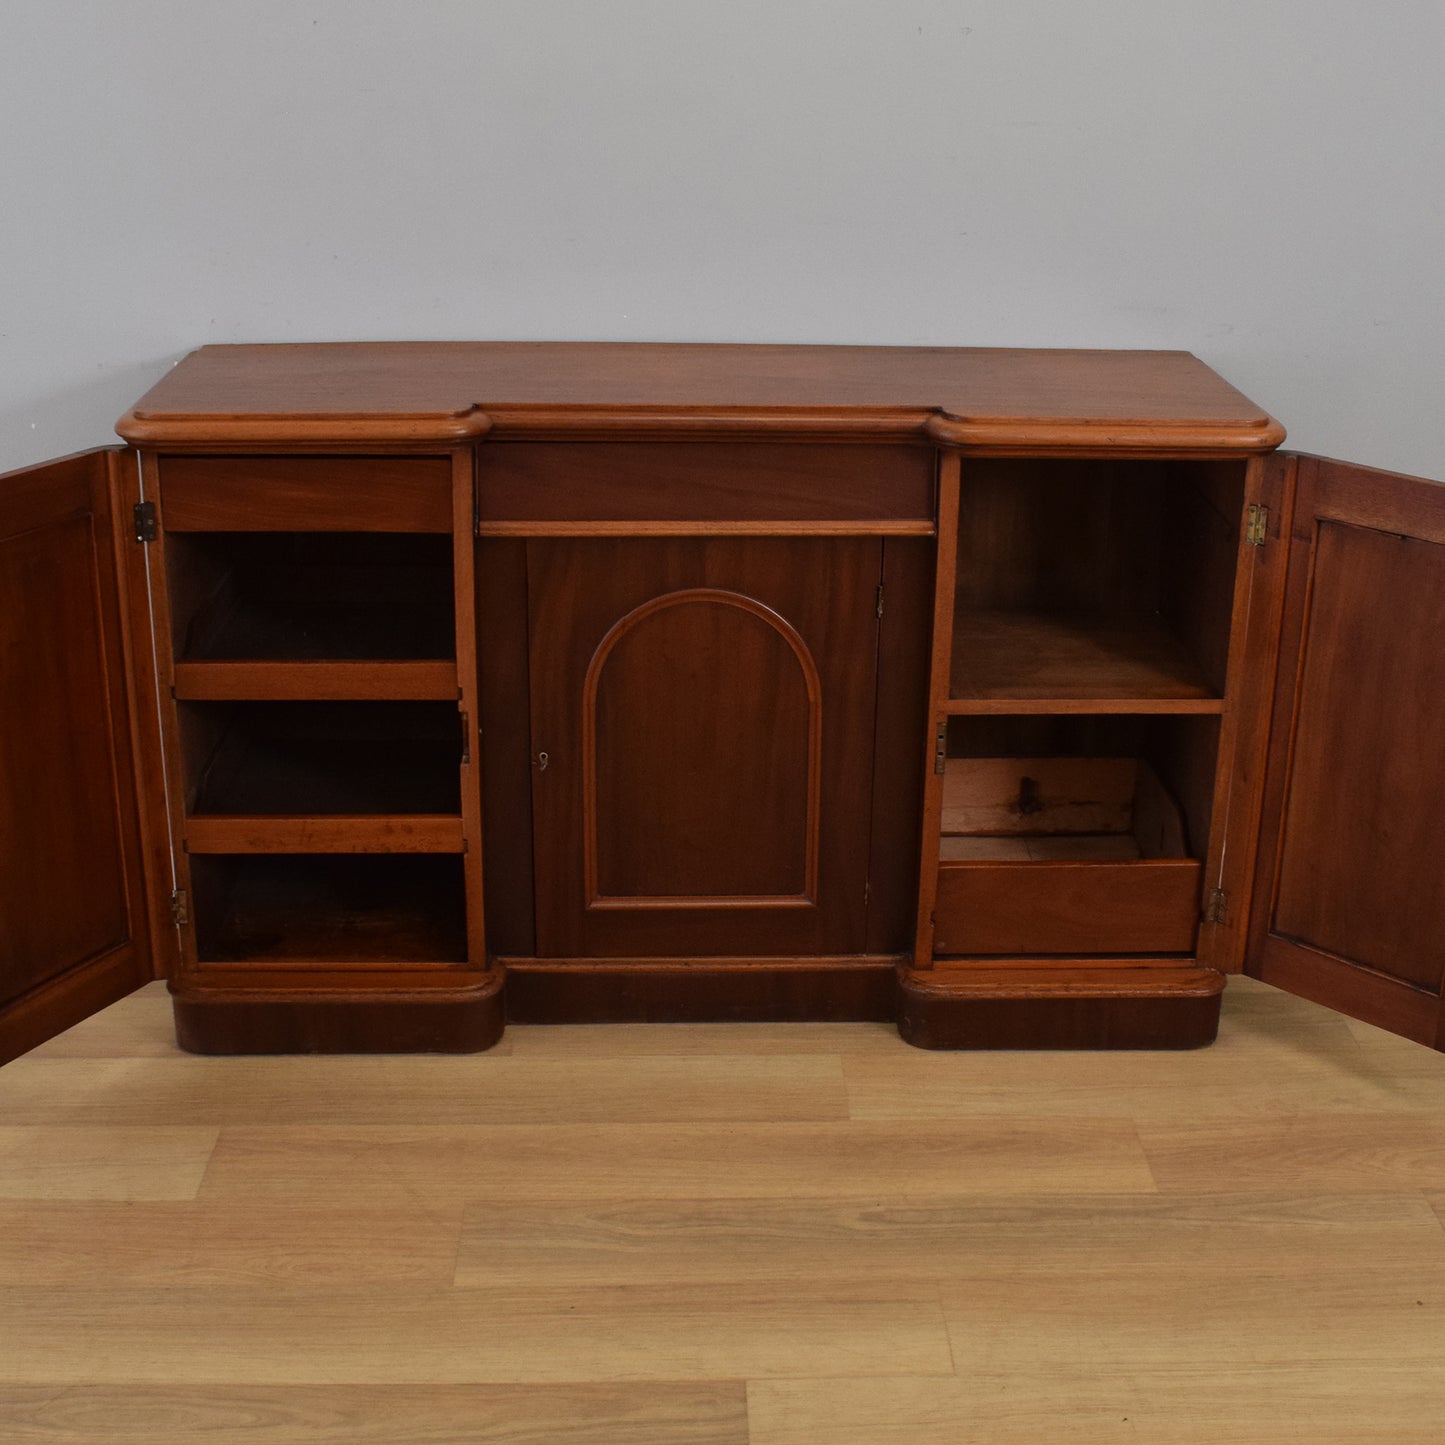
[{"x1": 117, "y1": 342, "x2": 1285, "y2": 452}]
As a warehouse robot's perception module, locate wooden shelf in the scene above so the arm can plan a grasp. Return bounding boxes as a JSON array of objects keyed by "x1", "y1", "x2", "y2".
[
  {"x1": 172, "y1": 660, "x2": 459, "y2": 701},
  {"x1": 186, "y1": 815, "x2": 464, "y2": 854},
  {"x1": 947, "y1": 609, "x2": 1224, "y2": 713}
]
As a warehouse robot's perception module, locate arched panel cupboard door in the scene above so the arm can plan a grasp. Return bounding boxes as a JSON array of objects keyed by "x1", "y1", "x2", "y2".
[
  {"x1": 1247, "y1": 455, "x2": 1445, "y2": 1049},
  {"x1": 0, "y1": 449, "x2": 163, "y2": 1064},
  {"x1": 525, "y1": 535, "x2": 881, "y2": 959}
]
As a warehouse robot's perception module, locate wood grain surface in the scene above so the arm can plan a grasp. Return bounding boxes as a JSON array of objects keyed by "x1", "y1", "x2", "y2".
[
  {"x1": 0, "y1": 450, "x2": 155, "y2": 1062},
  {"x1": 526, "y1": 536, "x2": 879, "y2": 957},
  {"x1": 158, "y1": 454, "x2": 454, "y2": 532},
  {"x1": 5, "y1": 976, "x2": 1445, "y2": 1441},
  {"x1": 1248, "y1": 456, "x2": 1445, "y2": 1045},
  {"x1": 116, "y1": 342, "x2": 1285, "y2": 451}
]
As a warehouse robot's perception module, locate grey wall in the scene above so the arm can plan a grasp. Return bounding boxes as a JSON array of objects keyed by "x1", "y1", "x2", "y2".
[{"x1": 3, "y1": 1, "x2": 1442, "y2": 477}]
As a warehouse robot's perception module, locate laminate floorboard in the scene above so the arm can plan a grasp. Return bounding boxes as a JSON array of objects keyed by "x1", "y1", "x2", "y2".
[
  {"x1": 0, "y1": 1053, "x2": 848, "y2": 1126},
  {"x1": 194, "y1": 1117, "x2": 1155, "y2": 1202},
  {"x1": 506, "y1": 1020, "x2": 907, "y2": 1057},
  {"x1": 747, "y1": 1364, "x2": 1445, "y2": 1445},
  {"x1": 0, "y1": 1124, "x2": 218, "y2": 1200},
  {"x1": 1137, "y1": 1113, "x2": 1445, "y2": 1193},
  {"x1": 453, "y1": 1190, "x2": 1445, "y2": 1288},
  {"x1": 0, "y1": 1201, "x2": 464, "y2": 1286},
  {"x1": 0, "y1": 1383, "x2": 747, "y2": 1444},
  {"x1": 3, "y1": 977, "x2": 1445, "y2": 1442},
  {"x1": 843, "y1": 1038, "x2": 1445, "y2": 1119},
  {"x1": 0, "y1": 1282, "x2": 952, "y2": 1385},
  {"x1": 936, "y1": 1264, "x2": 1445, "y2": 1371},
  {"x1": 21, "y1": 983, "x2": 186, "y2": 1059}
]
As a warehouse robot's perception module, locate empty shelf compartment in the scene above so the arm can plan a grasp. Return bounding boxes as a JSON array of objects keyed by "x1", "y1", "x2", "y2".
[
  {"x1": 181, "y1": 700, "x2": 463, "y2": 816},
  {"x1": 167, "y1": 532, "x2": 455, "y2": 662},
  {"x1": 948, "y1": 609, "x2": 1221, "y2": 708},
  {"x1": 947, "y1": 458, "x2": 1245, "y2": 708},
  {"x1": 191, "y1": 854, "x2": 468, "y2": 965}
]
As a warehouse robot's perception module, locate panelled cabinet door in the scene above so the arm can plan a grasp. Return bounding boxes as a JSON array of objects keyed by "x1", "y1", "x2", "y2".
[
  {"x1": 1247, "y1": 455, "x2": 1445, "y2": 1048},
  {"x1": 0, "y1": 450, "x2": 157, "y2": 1063},
  {"x1": 527, "y1": 536, "x2": 881, "y2": 958}
]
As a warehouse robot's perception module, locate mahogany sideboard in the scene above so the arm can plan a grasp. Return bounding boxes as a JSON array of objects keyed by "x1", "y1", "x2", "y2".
[{"x1": 4, "y1": 343, "x2": 1445, "y2": 1060}]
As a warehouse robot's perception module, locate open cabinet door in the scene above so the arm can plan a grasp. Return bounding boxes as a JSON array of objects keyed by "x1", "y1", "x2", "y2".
[
  {"x1": 1247, "y1": 455, "x2": 1445, "y2": 1048},
  {"x1": 0, "y1": 449, "x2": 164, "y2": 1063}
]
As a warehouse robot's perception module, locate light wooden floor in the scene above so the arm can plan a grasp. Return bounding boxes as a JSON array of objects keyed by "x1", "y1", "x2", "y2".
[{"x1": 4, "y1": 977, "x2": 1445, "y2": 1442}]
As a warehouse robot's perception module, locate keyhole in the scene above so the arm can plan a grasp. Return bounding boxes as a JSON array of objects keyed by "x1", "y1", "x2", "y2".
[
  {"x1": 1017, "y1": 776, "x2": 1043, "y2": 815},
  {"x1": 536, "y1": 751, "x2": 549, "y2": 772}
]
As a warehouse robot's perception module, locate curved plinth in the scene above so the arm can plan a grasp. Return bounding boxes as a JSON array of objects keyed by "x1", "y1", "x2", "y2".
[
  {"x1": 897, "y1": 964, "x2": 1225, "y2": 1050},
  {"x1": 171, "y1": 969, "x2": 507, "y2": 1055}
]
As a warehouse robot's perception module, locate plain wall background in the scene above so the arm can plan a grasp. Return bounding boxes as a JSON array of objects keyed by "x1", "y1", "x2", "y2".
[{"x1": 2, "y1": 1, "x2": 1442, "y2": 477}]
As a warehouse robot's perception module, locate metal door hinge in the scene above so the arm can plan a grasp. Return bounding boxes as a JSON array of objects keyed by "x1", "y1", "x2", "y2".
[
  {"x1": 933, "y1": 722, "x2": 948, "y2": 775},
  {"x1": 170, "y1": 888, "x2": 189, "y2": 927},
  {"x1": 1204, "y1": 887, "x2": 1228, "y2": 925},
  {"x1": 133, "y1": 501, "x2": 158, "y2": 543},
  {"x1": 875, "y1": 583, "x2": 885, "y2": 620},
  {"x1": 1245, "y1": 504, "x2": 1269, "y2": 547}
]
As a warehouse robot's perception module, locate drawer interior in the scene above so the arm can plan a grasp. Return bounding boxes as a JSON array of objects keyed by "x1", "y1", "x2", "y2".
[
  {"x1": 933, "y1": 723, "x2": 1211, "y2": 958},
  {"x1": 939, "y1": 755, "x2": 1188, "y2": 862}
]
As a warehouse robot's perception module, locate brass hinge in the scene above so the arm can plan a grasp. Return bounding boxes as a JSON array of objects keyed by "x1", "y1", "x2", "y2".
[
  {"x1": 933, "y1": 721, "x2": 948, "y2": 775},
  {"x1": 170, "y1": 888, "x2": 189, "y2": 927},
  {"x1": 133, "y1": 501, "x2": 158, "y2": 543},
  {"x1": 1246, "y1": 504, "x2": 1269, "y2": 546},
  {"x1": 875, "y1": 583, "x2": 885, "y2": 620},
  {"x1": 1204, "y1": 887, "x2": 1228, "y2": 925}
]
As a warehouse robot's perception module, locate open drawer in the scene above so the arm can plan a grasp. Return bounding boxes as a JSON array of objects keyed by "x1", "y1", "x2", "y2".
[{"x1": 933, "y1": 756, "x2": 1202, "y2": 956}]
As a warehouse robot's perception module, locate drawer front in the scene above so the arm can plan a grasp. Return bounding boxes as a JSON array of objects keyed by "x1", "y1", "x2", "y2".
[
  {"x1": 933, "y1": 858, "x2": 1202, "y2": 956},
  {"x1": 159, "y1": 455, "x2": 454, "y2": 532},
  {"x1": 476, "y1": 442, "x2": 935, "y2": 530}
]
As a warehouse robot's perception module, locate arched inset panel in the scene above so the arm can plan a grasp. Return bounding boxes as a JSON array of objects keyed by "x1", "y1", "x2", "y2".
[{"x1": 581, "y1": 588, "x2": 822, "y2": 908}]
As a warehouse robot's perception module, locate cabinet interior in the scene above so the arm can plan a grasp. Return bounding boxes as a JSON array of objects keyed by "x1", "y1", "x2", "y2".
[
  {"x1": 166, "y1": 532, "x2": 456, "y2": 661},
  {"x1": 190, "y1": 853, "x2": 468, "y2": 965},
  {"x1": 177, "y1": 700, "x2": 463, "y2": 816},
  {"x1": 163, "y1": 527, "x2": 470, "y2": 968},
  {"x1": 930, "y1": 714, "x2": 1216, "y2": 959},
  {"x1": 951, "y1": 459, "x2": 1246, "y2": 704},
  {"x1": 941, "y1": 714, "x2": 1219, "y2": 863}
]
